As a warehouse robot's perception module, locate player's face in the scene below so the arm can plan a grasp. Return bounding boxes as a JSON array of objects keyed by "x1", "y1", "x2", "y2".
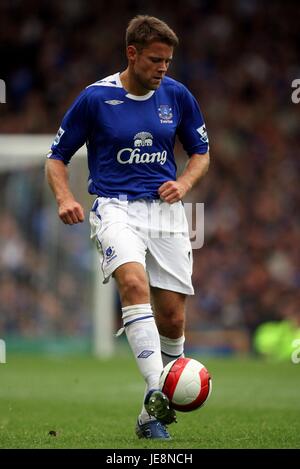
[{"x1": 130, "y1": 42, "x2": 173, "y2": 92}]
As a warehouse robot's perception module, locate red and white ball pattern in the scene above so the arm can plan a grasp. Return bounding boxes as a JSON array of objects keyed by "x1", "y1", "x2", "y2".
[{"x1": 159, "y1": 357, "x2": 212, "y2": 412}]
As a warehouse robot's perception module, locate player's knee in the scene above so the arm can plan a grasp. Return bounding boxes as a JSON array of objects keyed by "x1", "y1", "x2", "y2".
[
  {"x1": 169, "y1": 315, "x2": 185, "y2": 335},
  {"x1": 158, "y1": 312, "x2": 184, "y2": 337},
  {"x1": 119, "y1": 274, "x2": 149, "y2": 304}
]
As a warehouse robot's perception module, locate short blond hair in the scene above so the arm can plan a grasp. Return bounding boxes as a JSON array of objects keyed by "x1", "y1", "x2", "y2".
[{"x1": 126, "y1": 15, "x2": 179, "y2": 50}]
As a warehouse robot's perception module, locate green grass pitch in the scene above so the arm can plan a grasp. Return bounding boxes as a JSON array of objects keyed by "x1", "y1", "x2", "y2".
[{"x1": 0, "y1": 353, "x2": 299, "y2": 449}]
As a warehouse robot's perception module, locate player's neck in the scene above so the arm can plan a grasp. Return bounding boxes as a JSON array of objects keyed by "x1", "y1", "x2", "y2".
[{"x1": 120, "y1": 69, "x2": 150, "y2": 96}]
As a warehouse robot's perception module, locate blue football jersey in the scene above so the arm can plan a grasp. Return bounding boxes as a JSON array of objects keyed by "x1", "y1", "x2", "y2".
[{"x1": 47, "y1": 73, "x2": 209, "y2": 200}]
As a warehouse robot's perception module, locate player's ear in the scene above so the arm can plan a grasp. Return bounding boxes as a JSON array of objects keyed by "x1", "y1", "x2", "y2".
[{"x1": 127, "y1": 45, "x2": 138, "y2": 62}]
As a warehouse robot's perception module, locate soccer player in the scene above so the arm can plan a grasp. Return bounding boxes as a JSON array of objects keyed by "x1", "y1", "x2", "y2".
[{"x1": 45, "y1": 15, "x2": 210, "y2": 440}]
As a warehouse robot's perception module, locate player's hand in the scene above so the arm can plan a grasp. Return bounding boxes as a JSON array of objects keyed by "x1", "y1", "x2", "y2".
[
  {"x1": 158, "y1": 180, "x2": 190, "y2": 204},
  {"x1": 58, "y1": 199, "x2": 85, "y2": 224}
]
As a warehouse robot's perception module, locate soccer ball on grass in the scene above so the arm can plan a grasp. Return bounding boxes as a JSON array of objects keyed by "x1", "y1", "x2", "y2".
[{"x1": 159, "y1": 357, "x2": 212, "y2": 412}]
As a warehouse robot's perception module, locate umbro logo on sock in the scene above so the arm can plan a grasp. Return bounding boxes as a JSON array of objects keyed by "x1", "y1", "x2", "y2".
[{"x1": 137, "y1": 350, "x2": 154, "y2": 359}]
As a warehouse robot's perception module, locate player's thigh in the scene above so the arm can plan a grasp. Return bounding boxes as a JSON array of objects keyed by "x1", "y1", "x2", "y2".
[
  {"x1": 90, "y1": 198, "x2": 147, "y2": 283},
  {"x1": 146, "y1": 235, "x2": 194, "y2": 296}
]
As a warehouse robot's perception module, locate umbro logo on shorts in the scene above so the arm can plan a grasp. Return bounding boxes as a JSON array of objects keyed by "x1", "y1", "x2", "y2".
[{"x1": 137, "y1": 350, "x2": 154, "y2": 359}]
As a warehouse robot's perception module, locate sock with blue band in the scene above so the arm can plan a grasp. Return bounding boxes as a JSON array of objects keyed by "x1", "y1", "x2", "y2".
[
  {"x1": 160, "y1": 334, "x2": 185, "y2": 366},
  {"x1": 121, "y1": 304, "x2": 163, "y2": 391}
]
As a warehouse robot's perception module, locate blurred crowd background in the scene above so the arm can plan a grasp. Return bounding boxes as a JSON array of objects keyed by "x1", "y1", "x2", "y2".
[{"x1": 0, "y1": 0, "x2": 299, "y2": 356}]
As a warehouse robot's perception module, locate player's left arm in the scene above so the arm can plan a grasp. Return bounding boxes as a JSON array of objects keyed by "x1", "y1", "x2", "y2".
[
  {"x1": 158, "y1": 151, "x2": 210, "y2": 204},
  {"x1": 159, "y1": 85, "x2": 210, "y2": 204}
]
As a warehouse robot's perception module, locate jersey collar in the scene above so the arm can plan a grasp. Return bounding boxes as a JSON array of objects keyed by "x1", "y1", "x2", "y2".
[{"x1": 116, "y1": 73, "x2": 155, "y2": 101}]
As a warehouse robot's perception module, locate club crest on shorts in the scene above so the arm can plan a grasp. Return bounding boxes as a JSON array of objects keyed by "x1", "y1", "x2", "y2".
[
  {"x1": 105, "y1": 246, "x2": 117, "y2": 263},
  {"x1": 158, "y1": 105, "x2": 173, "y2": 123}
]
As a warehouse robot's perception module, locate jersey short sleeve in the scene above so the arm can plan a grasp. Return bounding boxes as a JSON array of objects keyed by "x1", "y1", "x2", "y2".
[
  {"x1": 177, "y1": 86, "x2": 209, "y2": 157},
  {"x1": 47, "y1": 90, "x2": 89, "y2": 164}
]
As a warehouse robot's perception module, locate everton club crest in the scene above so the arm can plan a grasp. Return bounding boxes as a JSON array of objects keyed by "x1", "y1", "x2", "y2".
[{"x1": 158, "y1": 105, "x2": 173, "y2": 123}]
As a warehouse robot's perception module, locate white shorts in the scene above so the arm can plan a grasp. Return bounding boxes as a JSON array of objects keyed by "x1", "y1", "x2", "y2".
[{"x1": 89, "y1": 197, "x2": 194, "y2": 295}]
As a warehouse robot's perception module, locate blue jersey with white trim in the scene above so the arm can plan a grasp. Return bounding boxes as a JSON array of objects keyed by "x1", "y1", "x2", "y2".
[{"x1": 48, "y1": 73, "x2": 209, "y2": 200}]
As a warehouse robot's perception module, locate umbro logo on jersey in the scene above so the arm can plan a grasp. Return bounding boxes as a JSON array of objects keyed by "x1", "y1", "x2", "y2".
[{"x1": 105, "y1": 100, "x2": 124, "y2": 105}]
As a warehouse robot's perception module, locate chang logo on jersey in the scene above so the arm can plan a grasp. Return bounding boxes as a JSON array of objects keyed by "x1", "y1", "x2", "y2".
[
  {"x1": 116, "y1": 132, "x2": 167, "y2": 165},
  {"x1": 158, "y1": 105, "x2": 173, "y2": 123}
]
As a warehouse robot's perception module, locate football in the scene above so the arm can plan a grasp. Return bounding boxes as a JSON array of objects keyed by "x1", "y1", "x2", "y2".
[{"x1": 159, "y1": 357, "x2": 212, "y2": 412}]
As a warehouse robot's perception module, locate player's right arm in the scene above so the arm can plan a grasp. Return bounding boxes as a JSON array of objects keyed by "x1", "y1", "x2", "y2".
[
  {"x1": 45, "y1": 159, "x2": 84, "y2": 224},
  {"x1": 45, "y1": 89, "x2": 90, "y2": 224}
]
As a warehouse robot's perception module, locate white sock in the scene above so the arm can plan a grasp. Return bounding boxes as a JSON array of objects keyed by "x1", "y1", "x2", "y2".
[
  {"x1": 160, "y1": 334, "x2": 185, "y2": 367},
  {"x1": 139, "y1": 385, "x2": 156, "y2": 423},
  {"x1": 122, "y1": 303, "x2": 163, "y2": 392}
]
